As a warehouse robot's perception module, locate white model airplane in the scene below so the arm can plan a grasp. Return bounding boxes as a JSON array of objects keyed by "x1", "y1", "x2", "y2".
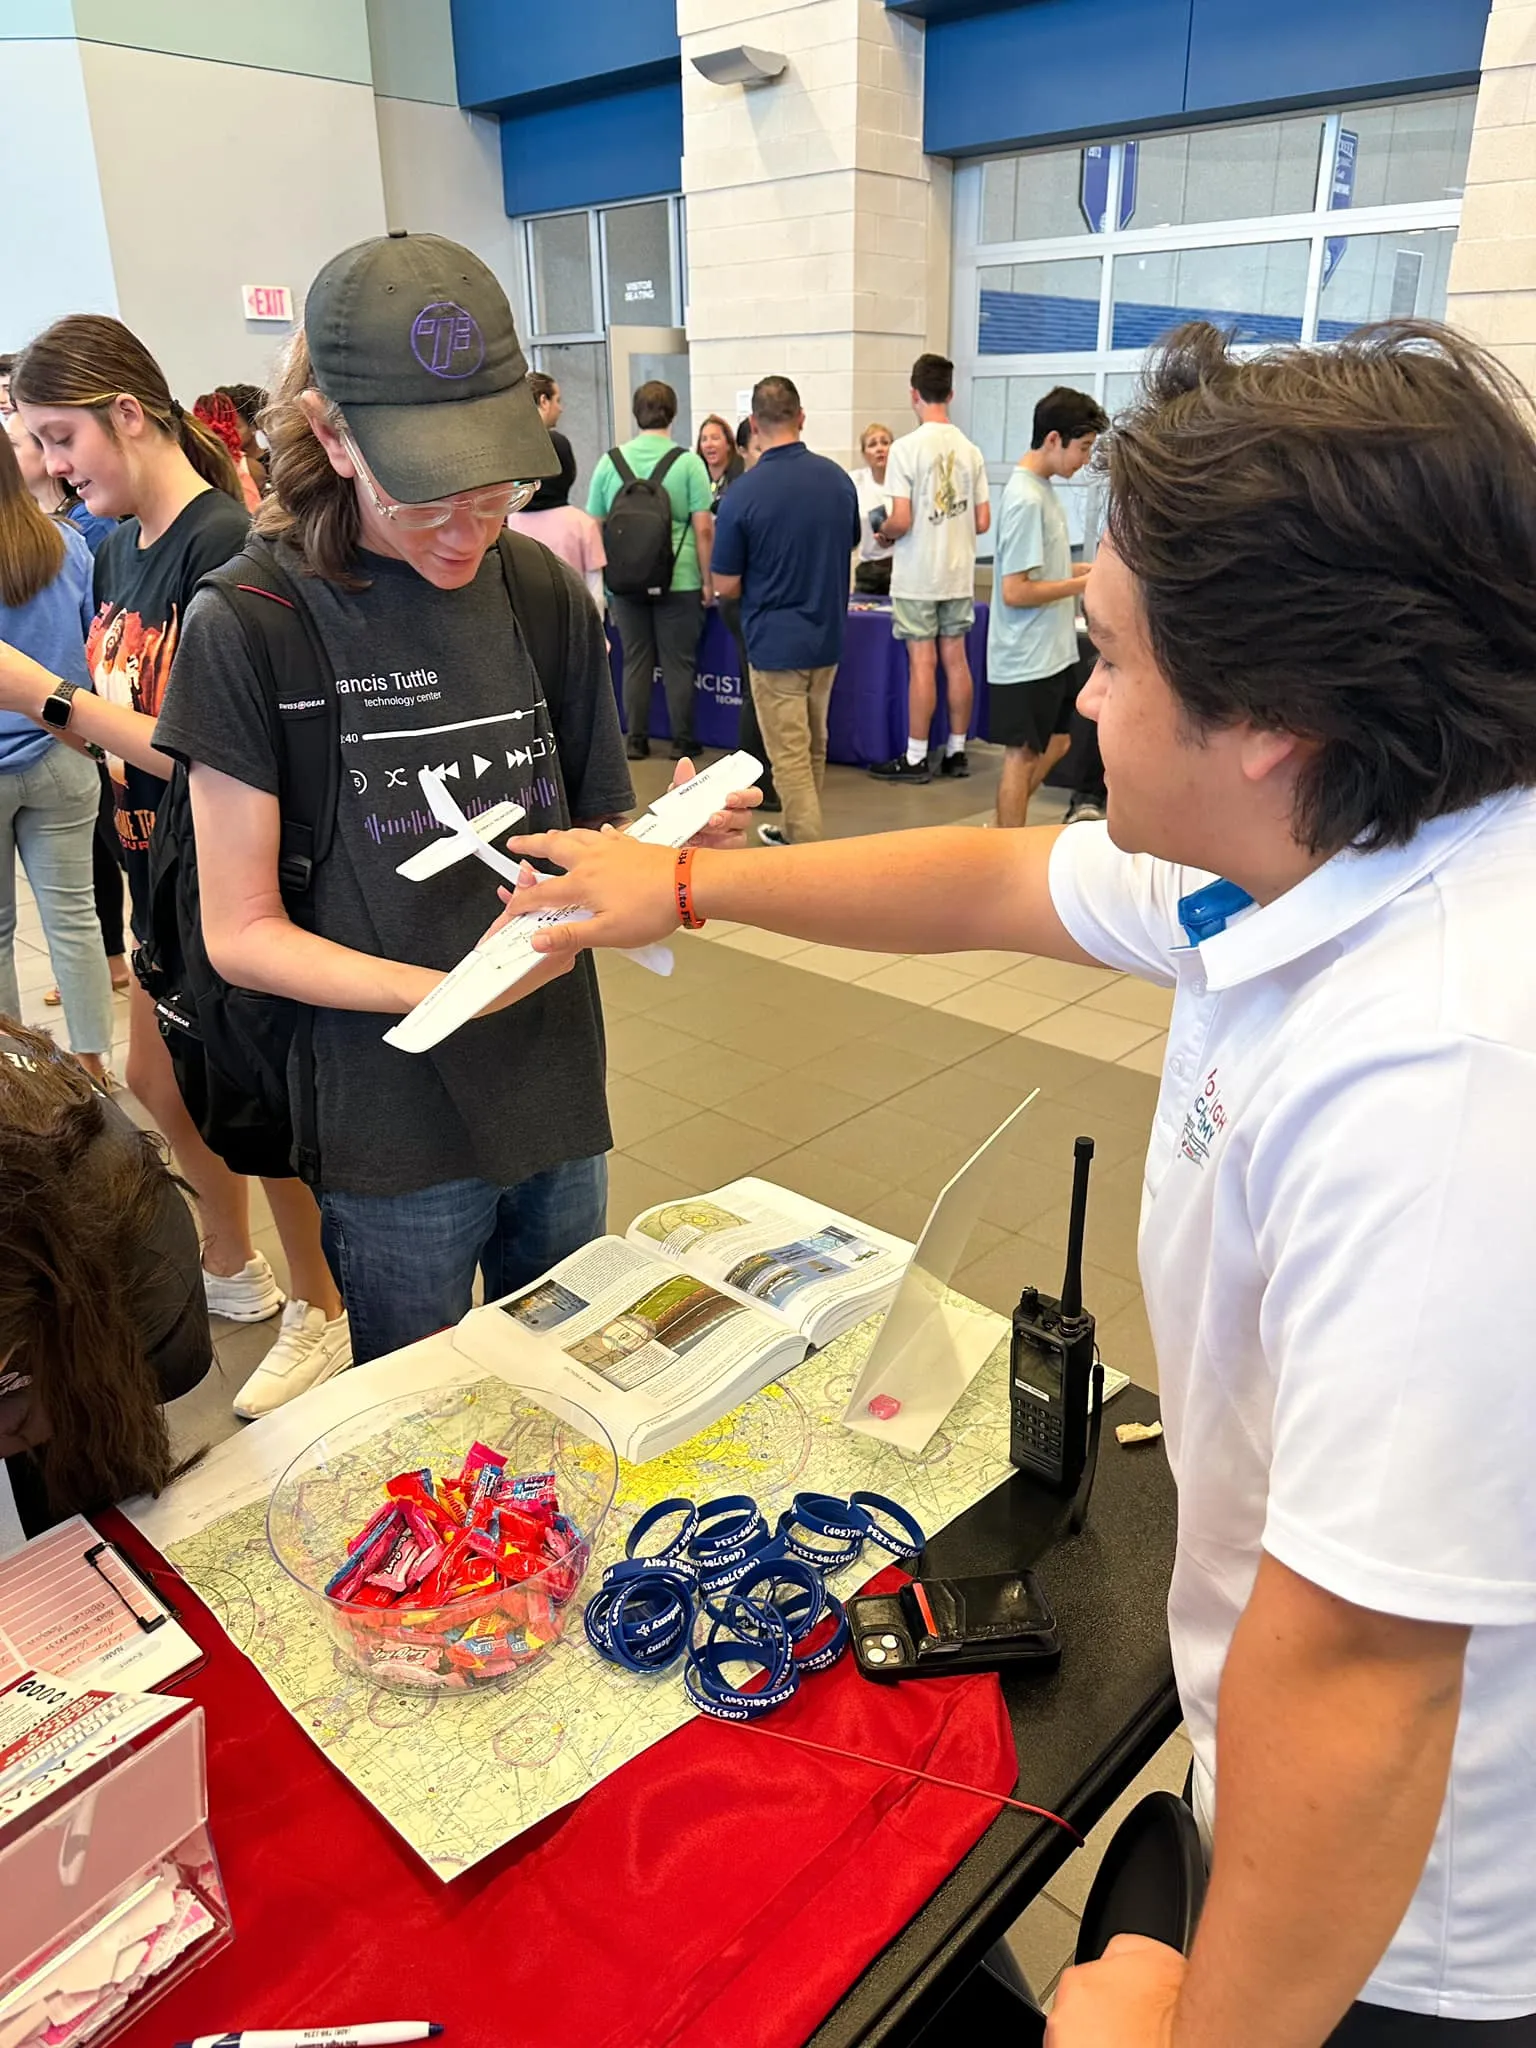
[{"x1": 383, "y1": 751, "x2": 764, "y2": 1055}]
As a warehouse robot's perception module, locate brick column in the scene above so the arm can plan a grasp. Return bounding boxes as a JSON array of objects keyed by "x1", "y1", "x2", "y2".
[
  {"x1": 1447, "y1": 0, "x2": 1536, "y2": 391},
  {"x1": 678, "y1": 0, "x2": 949, "y2": 464}
]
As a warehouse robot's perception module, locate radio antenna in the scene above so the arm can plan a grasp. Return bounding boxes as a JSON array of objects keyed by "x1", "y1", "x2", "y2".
[{"x1": 1060, "y1": 1136, "x2": 1094, "y2": 1321}]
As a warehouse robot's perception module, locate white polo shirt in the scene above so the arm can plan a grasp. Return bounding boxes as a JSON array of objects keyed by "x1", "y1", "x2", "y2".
[{"x1": 1050, "y1": 792, "x2": 1536, "y2": 2020}]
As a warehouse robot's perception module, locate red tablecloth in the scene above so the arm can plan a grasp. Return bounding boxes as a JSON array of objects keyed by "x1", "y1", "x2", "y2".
[{"x1": 106, "y1": 1519, "x2": 1016, "y2": 2048}]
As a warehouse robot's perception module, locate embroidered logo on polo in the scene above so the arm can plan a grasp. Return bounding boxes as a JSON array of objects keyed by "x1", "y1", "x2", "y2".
[
  {"x1": 410, "y1": 300, "x2": 485, "y2": 379},
  {"x1": 1179, "y1": 1066, "x2": 1229, "y2": 1168}
]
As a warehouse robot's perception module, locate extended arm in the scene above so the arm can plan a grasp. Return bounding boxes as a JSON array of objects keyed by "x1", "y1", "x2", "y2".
[
  {"x1": 189, "y1": 766, "x2": 569, "y2": 1014},
  {"x1": 507, "y1": 819, "x2": 1099, "y2": 964},
  {"x1": 0, "y1": 637, "x2": 174, "y2": 777},
  {"x1": 693, "y1": 509, "x2": 715, "y2": 602},
  {"x1": 880, "y1": 494, "x2": 914, "y2": 542},
  {"x1": 1048, "y1": 1554, "x2": 1469, "y2": 2048}
]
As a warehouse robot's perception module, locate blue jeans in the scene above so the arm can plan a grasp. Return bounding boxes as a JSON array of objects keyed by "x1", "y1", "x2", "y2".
[
  {"x1": 320, "y1": 1155, "x2": 608, "y2": 1365},
  {"x1": 0, "y1": 744, "x2": 113, "y2": 1056}
]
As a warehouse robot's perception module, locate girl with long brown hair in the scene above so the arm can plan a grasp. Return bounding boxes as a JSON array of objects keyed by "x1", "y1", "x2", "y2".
[
  {"x1": 0, "y1": 424, "x2": 114, "y2": 1082},
  {"x1": 0, "y1": 316, "x2": 348, "y2": 1415},
  {"x1": 0, "y1": 1018, "x2": 210, "y2": 1537}
]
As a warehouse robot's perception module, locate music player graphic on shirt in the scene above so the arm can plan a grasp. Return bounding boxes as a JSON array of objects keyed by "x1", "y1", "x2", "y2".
[{"x1": 331, "y1": 662, "x2": 560, "y2": 857}]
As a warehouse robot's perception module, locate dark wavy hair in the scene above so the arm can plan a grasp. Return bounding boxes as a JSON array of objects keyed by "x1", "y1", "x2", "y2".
[
  {"x1": 0, "y1": 1021, "x2": 197, "y2": 1512},
  {"x1": 1105, "y1": 320, "x2": 1536, "y2": 854}
]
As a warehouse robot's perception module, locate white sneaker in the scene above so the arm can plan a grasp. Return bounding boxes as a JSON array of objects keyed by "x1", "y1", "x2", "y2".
[
  {"x1": 203, "y1": 1253, "x2": 284, "y2": 1324},
  {"x1": 233, "y1": 1301, "x2": 353, "y2": 1421}
]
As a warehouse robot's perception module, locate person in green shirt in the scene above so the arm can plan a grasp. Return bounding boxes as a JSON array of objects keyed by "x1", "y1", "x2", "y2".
[{"x1": 588, "y1": 380, "x2": 715, "y2": 761}]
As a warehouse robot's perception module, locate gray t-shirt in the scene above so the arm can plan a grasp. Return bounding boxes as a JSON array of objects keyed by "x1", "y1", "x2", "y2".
[{"x1": 154, "y1": 541, "x2": 633, "y2": 1197}]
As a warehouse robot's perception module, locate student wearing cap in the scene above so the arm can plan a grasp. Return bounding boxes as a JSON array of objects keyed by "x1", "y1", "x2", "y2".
[
  {"x1": 501, "y1": 321, "x2": 1536, "y2": 2045},
  {"x1": 148, "y1": 233, "x2": 756, "y2": 1377}
]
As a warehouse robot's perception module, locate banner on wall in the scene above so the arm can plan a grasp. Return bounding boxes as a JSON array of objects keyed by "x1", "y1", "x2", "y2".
[
  {"x1": 1322, "y1": 129, "x2": 1358, "y2": 287},
  {"x1": 1079, "y1": 143, "x2": 1138, "y2": 234}
]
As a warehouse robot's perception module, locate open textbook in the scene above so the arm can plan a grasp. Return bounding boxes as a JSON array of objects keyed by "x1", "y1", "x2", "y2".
[{"x1": 453, "y1": 1179, "x2": 911, "y2": 1460}]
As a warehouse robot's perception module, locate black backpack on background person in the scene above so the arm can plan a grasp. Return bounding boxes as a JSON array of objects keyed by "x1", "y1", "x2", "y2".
[
  {"x1": 134, "y1": 531, "x2": 572, "y2": 1187},
  {"x1": 601, "y1": 445, "x2": 685, "y2": 598}
]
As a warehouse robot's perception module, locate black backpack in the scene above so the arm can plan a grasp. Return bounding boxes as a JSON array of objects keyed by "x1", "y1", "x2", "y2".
[
  {"x1": 134, "y1": 531, "x2": 571, "y2": 1187},
  {"x1": 601, "y1": 445, "x2": 685, "y2": 598}
]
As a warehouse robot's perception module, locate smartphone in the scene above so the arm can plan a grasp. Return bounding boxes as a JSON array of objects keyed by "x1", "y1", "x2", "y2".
[{"x1": 849, "y1": 1571, "x2": 1061, "y2": 1681}]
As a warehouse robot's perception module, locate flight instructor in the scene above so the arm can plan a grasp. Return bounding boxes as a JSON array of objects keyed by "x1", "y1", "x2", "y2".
[{"x1": 505, "y1": 320, "x2": 1536, "y2": 2047}]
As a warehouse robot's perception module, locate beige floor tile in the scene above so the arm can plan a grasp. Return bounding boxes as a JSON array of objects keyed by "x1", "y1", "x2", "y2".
[
  {"x1": 1042, "y1": 1730, "x2": 1191, "y2": 1920},
  {"x1": 1003, "y1": 1891, "x2": 1080, "y2": 2001},
  {"x1": 719, "y1": 1075, "x2": 867, "y2": 1146},
  {"x1": 714, "y1": 927, "x2": 814, "y2": 962},
  {"x1": 937, "y1": 982, "x2": 1067, "y2": 1034},
  {"x1": 856, "y1": 958, "x2": 976, "y2": 1008},
  {"x1": 1082, "y1": 978, "x2": 1175, "y2": 1028},
  {"x1": 14, "y1": 946, "x2": 58, "y2": 995},
  {"x1": 785, "y1": 1036, "x2": 947, "y2": 1105},
  {"x1": 1059, "y1": 1060, "x2": 1163, "y2": 1127},
  {"x1": 1022, "y1": 1007, "x2": 1162, "y2": 1064},
  {"x1": 605, "y1": 1076, "x2": 697, "y2": 1150},
  {"x1": 874, "y1": 1004, "x2": 1002, "y2": 1064},
  {"x1": 886, "y1": 1066, "x2": 1024, "y2": 1143},
  {"x1": 994, "y1": 957, "x2": 1125, "y2": 1003},
  {"x1": 605, "y1": 1014, "x2": 703, "y2": 1077},
  {"x1": 1096, "y1": 1295, "x2": 1159, "y2": 1391},
  {"x1": 937, "y1": 948, "x2": 1032, "y2": 980},
  {"x1": 858, "y1": 1186, "x2": 936, "y2": 1241},
  {"x1": 1117, "y1": 1033, "x2": 1169, "y2": 1077},
  {"x1": 957, "y1": 1230, "x2": 1140, "y2": 1323},
  {"x1": 788, "y1": 944, "x2": 906, "y2": 982},
  {"x1": 625, "y1": 1112, "x2": 789, "y2": 1188},
  {"x1": 631, "y1": 1042, "x2": 780, "y2": 1111},
  {"x1": 766, "y1": 1147, "x2": 891, "y2": 1220},
  {"x1": 959, "y1": 1035, "x2": 1106, "y2": 1099},
  {"x1": 993, "y1": 1091, "x2": 1148, "y2": 1173},
  {"x1": 606, "y1": 1153, "x2": 693, "y2": 1233},
  {"x1": 1025, "y1": 1156, "x2": 1148, "y2": 1285},
  {"x1": 693, "y1": 919, "x2": 742, "y2": 939},
  {"x1": 813, "y1": 1105, "x2": 976, "y2": 1194}
]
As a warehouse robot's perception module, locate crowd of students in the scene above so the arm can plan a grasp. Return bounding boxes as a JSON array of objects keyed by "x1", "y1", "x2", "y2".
[{"x1": 5, "y1": 227, "x2": 1536, "y2": 2043}]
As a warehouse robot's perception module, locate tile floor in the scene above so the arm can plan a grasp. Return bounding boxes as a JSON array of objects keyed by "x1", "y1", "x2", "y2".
[{"x1": 9, "y1": 739, "x2": 1183, "y2": 2003}]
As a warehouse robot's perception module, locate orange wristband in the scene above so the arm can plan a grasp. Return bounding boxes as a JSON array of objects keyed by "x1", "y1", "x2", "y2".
[{"x1": 674, "y1": 847, "x2": 706, "y2": 930}]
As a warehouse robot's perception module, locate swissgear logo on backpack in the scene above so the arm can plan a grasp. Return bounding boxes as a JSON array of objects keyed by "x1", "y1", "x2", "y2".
[
  {"x1": 601, "y1": 445, "x2": 686, "y2": 599},
  {"x1": 279, "y1": 697, "x2": 328, "y2": 714}
]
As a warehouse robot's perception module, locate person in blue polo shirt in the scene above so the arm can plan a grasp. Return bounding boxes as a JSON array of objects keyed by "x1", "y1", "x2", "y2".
[{"x1": 711, "y1": 376, "x2": 860, "y2": 846}]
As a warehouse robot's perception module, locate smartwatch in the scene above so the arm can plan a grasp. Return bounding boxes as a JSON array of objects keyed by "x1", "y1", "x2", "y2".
[{"x1": 40, "y1": 680, "x2": 80, "y2": 731}]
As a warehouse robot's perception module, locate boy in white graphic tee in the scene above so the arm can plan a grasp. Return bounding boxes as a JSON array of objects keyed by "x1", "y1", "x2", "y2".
[{"x1": 869, "y1": 353, "x2": 990, "y2": 786}]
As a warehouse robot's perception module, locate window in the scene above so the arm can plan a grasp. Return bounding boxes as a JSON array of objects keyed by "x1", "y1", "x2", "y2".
[
  {"x1": 979, "y1": 258, "x2": 1102, "y2": 354},
  {"x1": 519, "y1": 195, "x2": 688, "y2": 488},
  {"x1": 951, "y1": 96, "x2": 1471, "y2": 483},
  {"x1": 602, "y1": 200, "x2": 674, "y2": 328},
  {"x1": 1132, "y1": 116, "x2": 1323, "y2": 229},
  {"x1": 1317, "y1": 227, "x2": 1457, "y2": 335},
  {"x1": 529, "y1": 212, "x2": 596, "y2": 338},
  {"x1": 1111, "y1": 240, "x2": 1310, "y2": 348}
]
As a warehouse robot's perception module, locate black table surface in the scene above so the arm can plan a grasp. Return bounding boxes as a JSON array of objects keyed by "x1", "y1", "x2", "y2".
[{"x1": 806, "y1": 1383, "x2": 1180, "y2": 2046}]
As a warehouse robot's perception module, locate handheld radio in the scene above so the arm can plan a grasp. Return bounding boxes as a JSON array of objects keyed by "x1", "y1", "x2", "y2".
[{"x1": 1009, "y1": 1136, "x2": 1100, "y2": 1499}]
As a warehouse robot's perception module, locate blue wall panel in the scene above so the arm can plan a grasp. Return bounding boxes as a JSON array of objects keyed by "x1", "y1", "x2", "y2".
[
  {"x1": 501, "y1": 76, "x2": 683, "y2": 215},
  {"x1": 918, "y1": 0, "x2": 1490, "y2": 160},
  {"x1": 1185, "y1": 0, "x2": 1486, "y2": 114},
  {"x1": 923, "y1": 0, "x2": 1195, "y2": 157},
  {"x1": 453, "y1": 0, "x2": 677, "y2": 110}
]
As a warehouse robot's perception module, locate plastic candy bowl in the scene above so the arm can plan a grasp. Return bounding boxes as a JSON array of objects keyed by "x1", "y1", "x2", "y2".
[{"x1": 267, "y1": 1380, "x2": 618, "y2": 1694}]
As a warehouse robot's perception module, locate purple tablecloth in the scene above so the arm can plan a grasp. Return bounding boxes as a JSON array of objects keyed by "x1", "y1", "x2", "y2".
[{"x1": 608, "y1": 601, "x2": 991, "y2": 765}]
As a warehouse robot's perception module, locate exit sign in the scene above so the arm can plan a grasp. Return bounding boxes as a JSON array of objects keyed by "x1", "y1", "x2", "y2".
[{"x1": 242, "y1": 284, "x2": 292, "y2": 322}]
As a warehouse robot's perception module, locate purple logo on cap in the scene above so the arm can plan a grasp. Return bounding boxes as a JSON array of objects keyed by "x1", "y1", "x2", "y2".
[{"x1": 410, "y1": 300, "x2": 485, "y2": 380}]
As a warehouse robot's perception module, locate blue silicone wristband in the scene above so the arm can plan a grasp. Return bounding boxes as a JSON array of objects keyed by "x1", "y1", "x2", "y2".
[
  {"x1": 689, "y1": 1495, "x2": 769, "y2": 1560},
  {"x1": 848, "y1": 1492, "x2": 925, "y2": 1561},
  {"x1": 776, "y1": 1508, "x2": 863, "y2": 1570},
  {"x1": 729, "y1": 1557, "x2": 826, "y2": 1642},
  {"x1": 684, "y1": 1646, "x2": 800, "y2": 1722},
  {"x1": 792, "y1": 1595, "x2": 849, "y2": 1676},
  {"x1": 790, "y1": 1492, "x2": 870, "y2": 1544},
  {"x1": 626, "y1": 1497, "x2": 700, "y2": 1565}
]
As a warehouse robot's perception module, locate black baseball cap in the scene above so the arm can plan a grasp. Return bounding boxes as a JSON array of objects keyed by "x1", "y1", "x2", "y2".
[{"x1": 304, "y1": 230, "x2": 559, "y2": 503}]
